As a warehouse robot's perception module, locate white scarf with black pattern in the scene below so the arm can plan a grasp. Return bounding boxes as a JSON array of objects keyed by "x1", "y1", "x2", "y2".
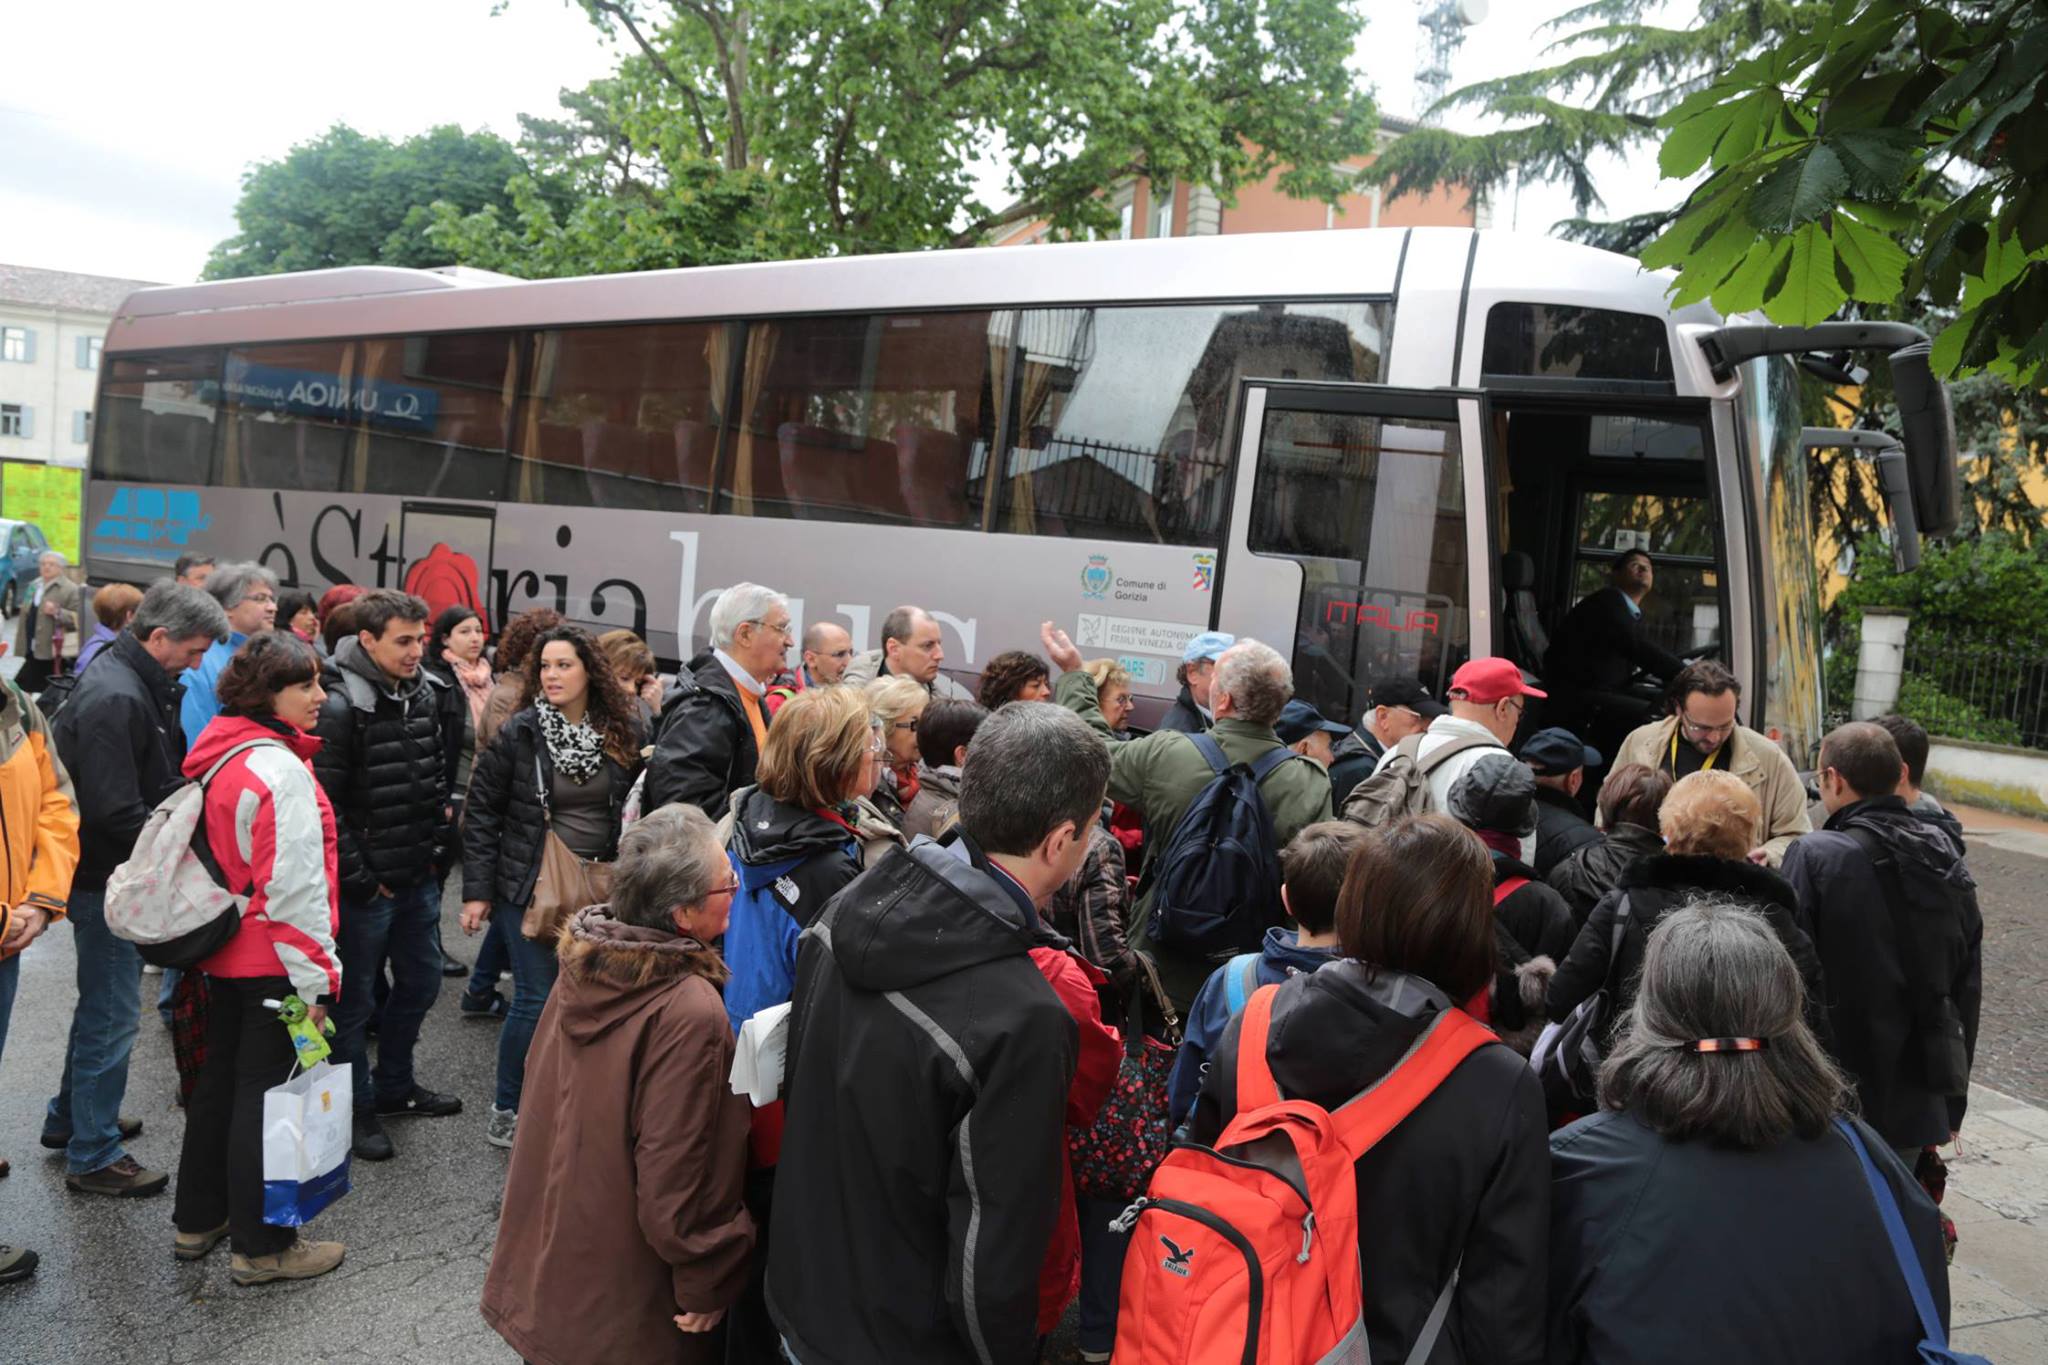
[{"x1": 537, "y1": 699, "x2": 603, "y2": 785}]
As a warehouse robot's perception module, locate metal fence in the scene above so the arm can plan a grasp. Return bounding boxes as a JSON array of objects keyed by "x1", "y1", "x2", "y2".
[{"x1": 1902, "y1": 630, "x2": 2048, "y2": 751}]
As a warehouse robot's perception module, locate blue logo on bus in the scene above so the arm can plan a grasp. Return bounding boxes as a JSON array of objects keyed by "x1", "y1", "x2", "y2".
[
  {"x1": 1081, "y1": 555, "x2": 1112, "y2": 600},
  {"x1": 92, "y1": 487, "x2": 212, "y2": 551}
]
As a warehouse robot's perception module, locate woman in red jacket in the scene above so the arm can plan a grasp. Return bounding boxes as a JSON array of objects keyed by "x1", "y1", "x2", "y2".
[{"x1": 171, "y1": 632, "x2": 345, "y2": 1286}]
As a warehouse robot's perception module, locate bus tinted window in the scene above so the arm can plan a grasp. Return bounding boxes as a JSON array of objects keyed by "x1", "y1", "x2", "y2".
[
  {"x1": 513, "y1": 321, "x2": 734, "y2": 512},
  {"x1": 1247, "y1": 403, "x2": 1468, "y2": 725},
  {"x1": 347, "y1": 332, "x2": 513, "y2": 500},
  {"x1": 723, "y1": 312, "x2": 998, "y2": 527},
  {"x1": 1481, "y1": 303, "x2": 1674, "y2": 388},
  {"x1": 997, "y1": 302, "x2": 1386, "y2": 545},
  {"x1": 95, "y1": 350, "x2": 221, "y2": 487},
  {"x1": 217, "y1": 342, "x2": 355, "y2": 492}
]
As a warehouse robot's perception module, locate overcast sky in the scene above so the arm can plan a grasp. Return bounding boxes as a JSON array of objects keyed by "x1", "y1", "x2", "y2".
[{"x1": 0, "y1": 0, "x2": 1675, "y2": 286}]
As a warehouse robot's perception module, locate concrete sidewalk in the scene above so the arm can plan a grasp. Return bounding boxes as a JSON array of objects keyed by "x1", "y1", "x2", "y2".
[{"x1": 1947, "y1": 1085, "x2": 2048, "y2": 1357}]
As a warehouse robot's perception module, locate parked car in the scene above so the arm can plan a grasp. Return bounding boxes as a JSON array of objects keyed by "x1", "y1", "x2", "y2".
[{"x1": 0, "y1": 519, "x2": 51, "y2": 617}]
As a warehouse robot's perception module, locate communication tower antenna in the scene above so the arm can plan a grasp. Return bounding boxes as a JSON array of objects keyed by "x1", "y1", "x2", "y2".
[{"x1": 1414, "y1": 0, "x2": 1487, "y2": 124}]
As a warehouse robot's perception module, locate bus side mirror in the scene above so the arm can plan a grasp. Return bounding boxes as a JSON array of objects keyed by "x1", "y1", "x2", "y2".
[
  {"x1": 1884, "y1": 341, "x2": 1960, "y2": 540},
  {"x1": 1800, "y1": 428, "x2": 1921, "y2": 572}
]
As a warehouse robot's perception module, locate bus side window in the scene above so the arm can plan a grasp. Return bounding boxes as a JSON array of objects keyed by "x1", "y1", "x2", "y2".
[
  {"x1": 512, "y1": 322, "x2": 731, "y2": 513},
  {"x1": 216, "y1": 342, "x2": 356, "y2": 492},
  {"x1": 93, "y1": 350, "x2": 222, "y2": 488},
  {"x1": 719, "y1": 312, "x2": 998, "y2": 529},
  {"x1": 345, "y1": 333, "x2": 514, "y2": 501}
]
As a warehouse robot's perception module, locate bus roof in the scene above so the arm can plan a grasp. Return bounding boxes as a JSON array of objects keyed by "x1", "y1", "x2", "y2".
[{"x1": 106, "y1": 228, "x2": 1708, "y2": 353}]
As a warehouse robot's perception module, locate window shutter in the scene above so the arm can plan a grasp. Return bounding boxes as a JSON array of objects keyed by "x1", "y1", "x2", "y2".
[
  {"x1": 76, "y1": 337, "x2": 91, "y2": 369},
  {"x1": 19, "y1": 407, "x2": 34, "y2": 441},
  {"x1": 73, "y1": 411, "x2": 87, "y2": 444},
  {"x1": 19, "y1": 329, "x2": 35, "y2": 366}
]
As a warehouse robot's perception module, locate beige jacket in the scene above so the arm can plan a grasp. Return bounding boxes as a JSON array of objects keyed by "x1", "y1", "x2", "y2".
[
  {"x1": 14, "y1": 576, "x2": 80, "y2": 663},
  {"x1": 1612, "y1": 716, "x2": 1812, "y2": 865}
]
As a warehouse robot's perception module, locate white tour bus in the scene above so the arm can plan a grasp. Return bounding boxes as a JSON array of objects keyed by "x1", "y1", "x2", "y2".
[{"x1": 85, "y1": 227, "x2": 1956, "y2": 763}]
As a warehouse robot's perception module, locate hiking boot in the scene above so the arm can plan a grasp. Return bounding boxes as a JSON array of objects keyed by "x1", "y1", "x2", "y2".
[
  {"x1": 41, "y1": 1115, "x2": 143, "y2": 1149},
  {"x1": 0, "y1": 1245, "x2": 37, "y2": 1284},
  {"x1": 174, "y1": 1221, "x2": 229, "y2": 1262},
  {"x1": 351, "y1": 1111, "x2": 395, "y2": 1162},
  {"x1": 65, "y1": 1156, "x2": 169, "y2": 1198},
  {"x1": 485, "y1": 1106, "x2": 517, "y2": 1150},
  {"x1": 375, "y1": 1086, "x2": 462, "y2": 1119},
  {"x1": 458, "y1": 989, "x2": 508, "y2": 1020},
  {"x1": 230, "y1": 1237, "x2": 345, "y2": 1286}
]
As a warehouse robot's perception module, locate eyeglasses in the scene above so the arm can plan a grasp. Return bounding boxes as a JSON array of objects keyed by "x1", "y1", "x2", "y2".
[
  {"x1": 1498, "y1": 698, "x2": 1526, "y2": 717},
  {"x1": 707, "y1": 876, "x2": 740, "y2": 900},
  {"x1": 246, "y1": 592, "x2": 277, "y2": 605},
  {"x1": 821, "y1": 647, "x2": 856, "y2": 660},
  {"x1": 1679, "y1": 713, "x2": 1738, "y2": 741},
  {"x1": 893, "y1": 717, "x2": 920, "y2": 733},
  {"x1": 747, "y1": 618, "x2": 795, "y2": 640}
]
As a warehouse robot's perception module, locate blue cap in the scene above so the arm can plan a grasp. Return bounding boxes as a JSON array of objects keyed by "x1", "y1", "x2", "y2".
[
  {"x1": 1274, "y1": 700, "x2": 1351, "y2": 745},
  {"x1": 1182, "y1": 631, "x2": 1235, "y2": 664}
]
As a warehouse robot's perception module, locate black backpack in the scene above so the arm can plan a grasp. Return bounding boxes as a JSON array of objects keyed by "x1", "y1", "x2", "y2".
[
  {"x1": 1147, "y1": 733, "x2": 1299, "y2": 958},
  {"x1": 1845, "y1": 827, "x2": 1975, "y2": 1096}
]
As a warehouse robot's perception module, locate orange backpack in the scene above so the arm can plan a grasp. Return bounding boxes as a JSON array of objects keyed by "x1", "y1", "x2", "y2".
[{"x1": 1110, "y1": 984, "x2": 1494, "y2": 1365}]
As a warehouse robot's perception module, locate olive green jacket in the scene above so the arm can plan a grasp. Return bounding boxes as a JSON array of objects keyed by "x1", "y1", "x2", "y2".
[{"x1": 1056, "y1": 670, "x2": 1333, "y2": 1009}]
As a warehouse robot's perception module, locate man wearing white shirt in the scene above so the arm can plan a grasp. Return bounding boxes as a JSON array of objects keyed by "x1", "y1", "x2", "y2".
[{"x1": 644, "y1": 582, "x2": 792, "y2": 820}]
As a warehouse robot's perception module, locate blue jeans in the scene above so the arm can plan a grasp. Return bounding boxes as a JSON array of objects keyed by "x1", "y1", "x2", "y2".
[
  {"x1": 464, "y1": 915, "x2": 510, "y2": 1000},
  {"x1": 0, "y1": 950, "x2": 18, "y2": 1069},
  {"x1": 333, "y1": 881, "x2": 444, "y2": 1107},
  {"x1": 44, "y1": 887, "x2": 145, "y2": 1174},
  {"x1": 158, "y1": 966, "x2": 181, "y2": 1028},
  {"x1": 492, "y1": 904, "x2": 559, "y2": 1112},
  {"x1": 1076, "y1": 1193, "x2": 1135, "y2": 1353}
]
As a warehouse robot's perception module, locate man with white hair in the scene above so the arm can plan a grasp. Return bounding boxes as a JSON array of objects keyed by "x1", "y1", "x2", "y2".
[
  {"x1": 13, "y1": 551, "x2": 81, "y2": 695},
  {"x1": 841, "y1": 605, "x2": 975, "y2": 700},
  {"x1": 1044, "y1": 623, "x2": 1331, "y2": 1011},
  {"x1": 645, "y1": 582, "x2": 792, "y2": 820},
  {"x1": 178, "y1": 561, "x2": 279, "y2": 743}
]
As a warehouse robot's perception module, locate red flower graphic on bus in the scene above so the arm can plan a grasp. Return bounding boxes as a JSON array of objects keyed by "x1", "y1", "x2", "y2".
[{"x1": 404, "y1": 542, "x2": 489, "y2": 632}]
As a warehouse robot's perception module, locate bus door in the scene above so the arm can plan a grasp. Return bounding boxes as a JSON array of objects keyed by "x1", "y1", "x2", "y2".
[{"x1": 1213, "y1": 381, "x2": 1493, "y2": 728}]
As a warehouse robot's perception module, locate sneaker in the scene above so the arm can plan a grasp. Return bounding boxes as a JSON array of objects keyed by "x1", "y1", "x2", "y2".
[
  {"x1": 141, "y1": 963, "x2": 164, "y2": 976},
  {"x1": 65, "y1": 1156, "x2": 169, "y2": 1198},
  {"x1": 351, "y1": 1111, "x2": 395, "y2": 1162},
  {"x1": 375, "y1": 1086, "x2": 463, "y2": 1120},
  {"x1": 41, "y1": 1115, "x2": 143, "y2": 1149},
  {"x1": 458, "y1": 990, "x2": 508, "y2": 1020},
  {"x1": 231, "y1": 1236, "x2": 345, "y2": 1286},
  {"x1": 0, "y1": 1245, "x2": 37, "y2": 1284},
  {"x1": 174, "y1": 1221, "x2": 229, "y2": 1262},
  {"x1": 1079, "y1": 1352, "x2": 1111, "y2": 1364},
  {"x1": 440, "y1": 951, "x2": 468, "y2": 978},
  {"x1": 485, "y1": 1106, "x2": 517, "y2": 1149}
]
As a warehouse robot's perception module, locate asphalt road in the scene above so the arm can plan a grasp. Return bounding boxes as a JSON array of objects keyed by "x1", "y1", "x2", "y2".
[{"x1": 0, "y1": 830, "x2": 2042, "y2": 1363}]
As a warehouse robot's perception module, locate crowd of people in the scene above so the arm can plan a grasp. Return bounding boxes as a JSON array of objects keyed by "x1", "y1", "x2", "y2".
[{"x1": 0, "y1": 554, "x2": 1989, "y2": 1365}]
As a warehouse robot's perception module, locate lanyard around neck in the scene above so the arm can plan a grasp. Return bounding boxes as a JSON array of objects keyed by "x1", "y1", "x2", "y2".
[{"x1": 1671, "y1": 729, "x2": 1719, "y2": 772}]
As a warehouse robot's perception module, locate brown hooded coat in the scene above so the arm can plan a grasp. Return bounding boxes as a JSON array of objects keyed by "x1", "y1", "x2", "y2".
[{"x1": 482, "y1": 907, "x2": 754, "y2": 1365}]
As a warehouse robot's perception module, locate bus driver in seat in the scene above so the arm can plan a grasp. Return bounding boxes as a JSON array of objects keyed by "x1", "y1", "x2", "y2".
[{"x1": 1546, "y1": 548, "x2": 1684, "y2": 750}]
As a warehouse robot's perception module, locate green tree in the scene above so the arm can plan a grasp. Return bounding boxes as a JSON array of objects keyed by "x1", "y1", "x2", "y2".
[
  {"x1": 541, "y1": 0, "x2": 1377, "y2": 254},
  {"x1": 204, "y1": 125, "x2": 551, "y2": 280}
]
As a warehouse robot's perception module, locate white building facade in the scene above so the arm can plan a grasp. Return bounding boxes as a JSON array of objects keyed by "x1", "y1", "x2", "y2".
[{"x1": 0, "y1": 264, "x2": 160, "y2": 467}]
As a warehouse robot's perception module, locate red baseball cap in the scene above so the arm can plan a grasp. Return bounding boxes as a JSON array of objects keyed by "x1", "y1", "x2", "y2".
[{"x1": 1448, "y1": 657, "x2": 1546, "y2": 704}]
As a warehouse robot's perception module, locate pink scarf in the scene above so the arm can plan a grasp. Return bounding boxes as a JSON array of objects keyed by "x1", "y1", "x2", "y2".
[{"x1": 445, "y1": 650, "x2": 494, "y2": 731}]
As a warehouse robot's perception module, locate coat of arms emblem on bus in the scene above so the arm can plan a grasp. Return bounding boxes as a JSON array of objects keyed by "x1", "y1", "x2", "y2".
[
  {"x1": 1191, "y1": 553, "x2": 1215, "y2": 592},
  {"x1": 1080, "y1": 555, "x2": 1112, "y2": 600}
]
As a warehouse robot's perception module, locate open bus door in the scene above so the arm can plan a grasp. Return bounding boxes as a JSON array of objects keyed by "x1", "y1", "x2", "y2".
[{"x1": 1211, "y1": 381, "x2": 1495, "y2": 729}]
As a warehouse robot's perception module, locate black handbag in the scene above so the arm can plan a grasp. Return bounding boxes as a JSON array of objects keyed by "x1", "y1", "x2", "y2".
[{"x1": 1068, "y1": 954, "x2": 1183, "y2": 1202}]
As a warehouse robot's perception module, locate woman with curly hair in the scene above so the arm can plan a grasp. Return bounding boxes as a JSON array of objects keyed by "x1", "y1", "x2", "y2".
[
  {"x1": 478, "y1": 608, "x2": 563, "y2": 748},
  {"x1": 976, "y1": 649, "x2": 1052, "y2": 710},
  {"x1": 458, "y1": 624, "x2": 646, "y2": 1150}
]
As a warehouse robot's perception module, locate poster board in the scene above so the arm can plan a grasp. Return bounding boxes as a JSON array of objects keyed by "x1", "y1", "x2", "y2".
[{"x1": 1, "y1": 462, "x2": 84, "y2": 562}]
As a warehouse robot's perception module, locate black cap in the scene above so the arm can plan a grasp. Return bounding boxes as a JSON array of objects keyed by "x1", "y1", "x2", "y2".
[
  {"x1": 1521, "y1": 726, "x2": 1602, "y2": 775},
  {"x1": 1275, "y1": 700, "x2": 1351, "y2": 746},
  {"x1": 1365, "y1": 677, "x2": 1449, "y2": 720},
  {"x1": 1446, "y1": 753, "x2": 1538, "y2": 837}
]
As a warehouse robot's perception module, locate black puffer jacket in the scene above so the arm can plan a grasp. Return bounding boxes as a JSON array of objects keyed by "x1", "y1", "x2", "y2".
[
  {"x1": 1549, "y1": 1108, "x2": 1947, "y2": 1364},
  {"x1": 1191, "y1": 961, "x2": 1548, "y2": 1365},
  {"x1": 644, "y1": 652, "x2": 758, "y2": 821},
  {"x1": 312, "y1": 637, "x2": 458, "y2": 899},
  {"x1": 1781, "y1": 797, "x2": 1981, "y2": 1148},
  {"x1": 1532, "y1": 787, "x2": 1602, "y2": 877},
  {"x1": 1546, "y1": 853, "x2": 1829, "y2": 1048},
  {"x1": 51, "y1": 631, "x2": 190, "y2": 890},
  {"x1": 462, "y1": 707, "x2": 641, "y2": 910},
  {"x1": 1546, "y1": 821, "x2": 1663, "y2": 922}
]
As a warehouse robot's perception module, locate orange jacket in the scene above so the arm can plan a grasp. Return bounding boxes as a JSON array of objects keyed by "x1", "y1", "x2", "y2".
[{"x1": 0, "y1": 680, "x2": 80, "y2": 956}]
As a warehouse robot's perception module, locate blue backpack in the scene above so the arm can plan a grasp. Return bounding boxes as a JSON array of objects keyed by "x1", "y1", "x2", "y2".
[
  {"x1": 720, "y1": 841, "x2": 856, "y2": 1033},
  {"x1": 1148, "y1": 734, "x2": 1297, "y2": 958}
]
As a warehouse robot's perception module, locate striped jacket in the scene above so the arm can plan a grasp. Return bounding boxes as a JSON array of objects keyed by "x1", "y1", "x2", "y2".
[
  {"x1": 185, "y1": 715, "x2": 341, "y2": 1004},
  {"x1": 0, "y1": 680, "x2": 79, "y2": 954}
]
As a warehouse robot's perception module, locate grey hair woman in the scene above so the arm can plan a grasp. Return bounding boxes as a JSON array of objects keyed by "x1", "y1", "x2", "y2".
[
  {"x1": 1548, "y1": 900, "x2": 1951, "y2": 1363},
  {"x1": 482, "y1": 800, "x2": 752, "y2": 1365}
]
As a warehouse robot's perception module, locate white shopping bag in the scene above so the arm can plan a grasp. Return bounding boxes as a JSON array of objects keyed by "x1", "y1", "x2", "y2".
[
  {"x1": 261, "y1": 1060, "x2": 353, "y2": 1226},
  {"x1": 729, "y1": 1001, "x2": 792, "y2": 1106}
]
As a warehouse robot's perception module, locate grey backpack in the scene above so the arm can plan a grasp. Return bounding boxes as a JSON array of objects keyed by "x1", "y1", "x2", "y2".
[{"x1": 1339, "y1": 731, "x2": 1502, "y2": 829}]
